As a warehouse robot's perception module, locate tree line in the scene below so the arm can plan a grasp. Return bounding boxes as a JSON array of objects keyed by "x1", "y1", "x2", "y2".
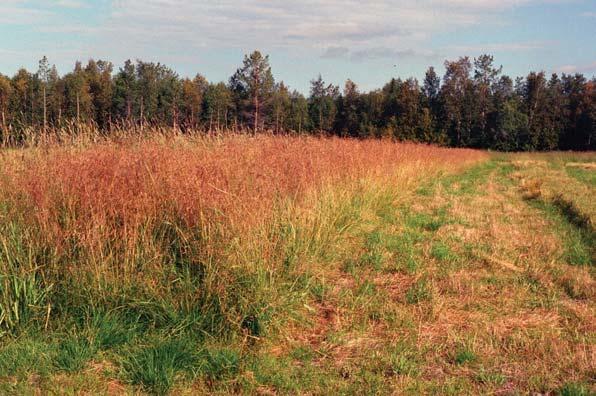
[{"x1": 0, "y1": 51, "x2": 594, "y2": 150}]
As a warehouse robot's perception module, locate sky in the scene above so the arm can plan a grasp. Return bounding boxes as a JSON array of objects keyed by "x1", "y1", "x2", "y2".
[{"x1": 0, "y1": 0, "x2": 595, "y2": 94}]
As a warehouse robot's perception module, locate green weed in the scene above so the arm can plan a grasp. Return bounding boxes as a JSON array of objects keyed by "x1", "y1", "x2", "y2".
[
  {"x1": 453, "y1": 346, "x2": 477, "y2": 365},
  {"x1": 406, "y1": 279, "x2": 431, "y2": 304},
  {"x1": 431, "y1": 242, "x2": 456, "y2": 262}
]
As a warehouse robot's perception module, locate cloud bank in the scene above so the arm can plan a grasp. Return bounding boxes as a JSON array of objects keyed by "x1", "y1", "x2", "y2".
[{"x1": 0, "y1": 0, "x2": 566, "y2": 58}]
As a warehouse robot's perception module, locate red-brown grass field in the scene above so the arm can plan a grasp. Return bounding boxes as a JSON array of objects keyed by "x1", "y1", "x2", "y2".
[{"x1": 0, "y1": 130, "x2": 593, "y2": 395}]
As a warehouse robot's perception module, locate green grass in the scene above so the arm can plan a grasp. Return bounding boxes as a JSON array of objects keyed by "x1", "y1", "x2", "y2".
[
  {"x1": 89, "y1": 310, "x2": 140, "y2": 349},
  {"x1": 0, "y1": 338, "x2": 54, "y2": 378},
  {"x1": 202, "y1": 348, "x2": 241, "y2": 380},
  {"x1": 566, "y1": 167, "x2": 596, "y2": 187},
  {"x1": 0, "y1": 221, "x2": 54, "y2": 335},
  {"x1": 406, "y1": 211, "x2": 447, "y2": 231},
  {"x1": 247, "y1": 354, "x2": 306, "y2": 393},
  {"x1": 453, "y1": 346, "x2": 477, "y2": 365},
  {"x1": 405, "y1": 278, "x2": 432, "y2": 304},
  {"x1": 385, "y1": 231, "x2": 421, "y2": 274},
  {"x1": 440, "y1": 160, "x2": 497, "y2": 195},
  {"x1": 476, "y1": 368, "x2": 506, "y2": 386},
  {"x1": 386, "y1": 349, "x2": 419, "y2": 376},
  {"x1": 558, "y1": 382, "x2": 590, "y2": 396},
  {"x1": 430, "y1": 241, "x2": 456, "y2": 262},
  {"x1": 54, "y1": 335, "x2": 97, "y2": 372},
  {"x1": 120, "y1": 338, "x2": 200, "y2": 395},
  {"x1": 528, "y1": 199, "x2": 593, "y2": 266}
]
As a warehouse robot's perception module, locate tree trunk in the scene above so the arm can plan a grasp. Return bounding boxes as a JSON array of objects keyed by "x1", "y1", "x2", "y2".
[
  {"x1": 1, "y1": 108, "x2": 6, "y2": 146},
  {"x1": 43, "y1": 85, "x2": 47, "y2": 132},
  {"x1": 275, "y1": 111, "x2": 279, "y2": 134},
  {"x1": 1, "y1": 109, "x2": 6, "y2": 147},
  {"x1": 197, "y1": 104, "x2": 201, "y2": 129},
  {"x1": 319, "y1": 108, "x2": 323, "y2": 134},
  {"x1": 254, "y1": 65, "x2": 259, "y2": 134},
  {"x1": 172, "y1": 105, "x2": 177, "y2": 129},
  {"x1": 254, "y1": 93, "x2": 259, "y2": 134},
  {"x1": 76, "y1": 92, "x2": 80, "y2": 126},
  {"x1": 30, "y1": 92, "x2": 34, "y2": 126},
  {"x1": 140, "y1": 96, "x2": 144, "y2": 130}
]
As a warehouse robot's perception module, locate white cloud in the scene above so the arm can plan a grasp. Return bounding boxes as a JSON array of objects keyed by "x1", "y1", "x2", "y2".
[
  {"x1": 0, "y1": 0, "x2": 582, "y2": 83},
  {"x1": 321, "y1": 47, "x2": 350, "y2": 59},
  {"x1": 580, "y1": 11, "x2": 596, "y2": 17},
  {"x1": 0, "y1": 0, "x2": 85, "y2": 25},
  {"x1": 321, "y1": 46, "x2": 440, "y2": 62},
  {"x1": 554, "y1": 61, "x2": 596, "y2": 74},
  {"x1": 0, "y1": 1, "x2": 52, "y2": 24},
  {"x1": 1, "y1": 0, "x2": 573, "y2": 53},
  {"x1": 55, "y1": 0, "x2": 85, "y2": 8},
  {"x1": 447, "y1": 40, "x2": 556, "y2": 53},
  {"x1": 95, "y1": 0, "x2": 547, "y2": 53}
]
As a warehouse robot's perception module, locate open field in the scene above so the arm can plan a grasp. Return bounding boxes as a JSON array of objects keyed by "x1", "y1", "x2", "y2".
[{"x1": 0, "y1": 134, "x2": 594, "y2": 395}]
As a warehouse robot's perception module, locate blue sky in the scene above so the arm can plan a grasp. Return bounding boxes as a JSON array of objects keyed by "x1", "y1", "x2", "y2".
[{"x1": 0, "y1": 0, "x2": 595, "y2": 94}]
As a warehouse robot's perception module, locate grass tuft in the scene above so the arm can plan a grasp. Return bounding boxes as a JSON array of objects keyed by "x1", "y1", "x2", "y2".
[
  {"x1": 120, "y1": 337, "x2": 199, "y2": 395},
  {"x1": 476, "y1": 368, "x2": 506, "y2": 386},
  {"x1": 90, "y1": 310, "x2": 139, "y2": 349},
  {"x1": 558, "y1": 382, "x2": 590, "y2": 396},
  {"x1": 454, "y1": 346, "x2": 477, "y2": 365},
  {"x1": 54, "y1": 335, "x2": 97, "y2": 372},
  {"x1": 202, "y1": 348, "x2": 241, "y2": 381}
]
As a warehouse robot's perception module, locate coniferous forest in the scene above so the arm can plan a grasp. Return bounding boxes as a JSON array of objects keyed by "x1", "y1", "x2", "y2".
[{"x1": 0, "y1": 51, "x2": 594, "y2": 150}]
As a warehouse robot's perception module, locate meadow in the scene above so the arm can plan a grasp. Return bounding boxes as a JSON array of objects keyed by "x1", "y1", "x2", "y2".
[{"x1": 0, "y1": 130, "x2": 593, "y2": 395}]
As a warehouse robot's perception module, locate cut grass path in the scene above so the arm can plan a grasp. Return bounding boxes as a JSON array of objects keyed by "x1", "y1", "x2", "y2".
[{"x1": 251, "y1": 157, "x2": 595, "y2": 394}]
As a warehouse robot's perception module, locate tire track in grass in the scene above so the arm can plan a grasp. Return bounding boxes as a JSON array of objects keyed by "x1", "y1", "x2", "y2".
[{"x1": 402, "y1": 159, "x2": 594, "y2": 393}]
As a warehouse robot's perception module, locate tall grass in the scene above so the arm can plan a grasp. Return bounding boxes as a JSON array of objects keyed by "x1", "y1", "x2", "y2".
[
  {"x1": 0, "y1": 220, "x2": 52, "y2": 334},
  {"x1": 0, "y1": 131, "x2": 486, "y2": 352}
]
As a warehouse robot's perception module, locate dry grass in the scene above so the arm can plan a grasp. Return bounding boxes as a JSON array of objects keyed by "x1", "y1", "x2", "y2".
[
  {"x1": 0, "y1": 135, "x2": 485, "y2": 305},
  {"x1": 566, "y1": 162, "x2": 596, "y2": 170},
  {"x1": 519, "y1": 177, "x2": 543, "y2": 200},
  {"x1": 1, "y1": 133, "x2": 484, "y2": 232}
]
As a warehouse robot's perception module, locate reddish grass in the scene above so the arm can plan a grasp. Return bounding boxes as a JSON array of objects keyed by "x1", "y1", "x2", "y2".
[{"x1": 0, "y1": 134, "x2": 487, "y2": 254}]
